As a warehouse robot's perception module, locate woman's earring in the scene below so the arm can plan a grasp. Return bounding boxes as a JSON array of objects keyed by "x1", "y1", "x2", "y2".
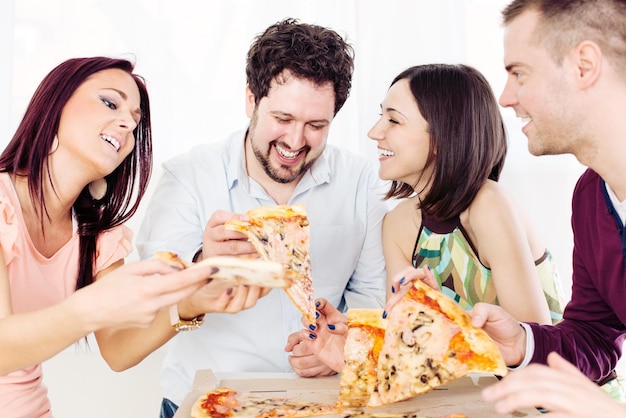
[
  {"x1": 88, "y1": 178, "x2": 108, "y2": 200},
  {"x1": 49, "y1": 136, "x2": 59, "y2": 154}
]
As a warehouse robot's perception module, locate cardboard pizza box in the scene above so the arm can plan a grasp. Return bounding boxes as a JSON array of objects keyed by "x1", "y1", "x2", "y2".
[{"x1": 175, "y1": 370, "x2": 541, "y2": 417}]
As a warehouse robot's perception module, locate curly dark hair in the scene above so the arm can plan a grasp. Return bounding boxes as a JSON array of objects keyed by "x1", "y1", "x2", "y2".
[
  {"x1": 0, "y1": 57, "x2": 152, "y2": 290},
  {"x1": 246, "y1": 18, "x2": 354, "y2": 115},
  {"x1": 385, "y1": 64, "x2": 507, "y2": 221}
]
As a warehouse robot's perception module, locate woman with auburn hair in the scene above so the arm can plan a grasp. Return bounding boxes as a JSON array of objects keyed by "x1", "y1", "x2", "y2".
[{"x1": 0, "y1": 57, "x2": 242, "y2": 417}]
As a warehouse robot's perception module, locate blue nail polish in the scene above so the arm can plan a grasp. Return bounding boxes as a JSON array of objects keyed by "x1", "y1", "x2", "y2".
[
  {"x1": 315, "y1": 301, "x2": 321, "y2": 307},
  {"x1": 427, "y1": 265, "x2": 431, "y2": 271},
  {"x1": 399, "y1": 277, "x2": 405, "y2": 285},
  {"x1": 328, "y1": 324, "x2": 336, "y2": 330},
  {"x1": 315, "y1": 311, "x2": 320, "y2": 319},
  {"x1": 382, "y1": 311, "x2": 387, "y2": 319},
  {"x1": 309, "y1": 333, "x2": 316, "y2": 339},
  {"x1": 309, "y1": 324, "x2": 316, "y2": 331},
  {"x1": 391, "y1": 286, "x2": 395, "y2": 294}
]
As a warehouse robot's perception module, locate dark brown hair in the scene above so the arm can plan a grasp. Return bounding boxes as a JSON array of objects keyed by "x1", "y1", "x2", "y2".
[
  {"x1": 385, "y1": 64, "x2": 507, "y2": 221},
  {"x1": 502, "y1": 0, "x2": 626, "y2": 74},
  {"x1": 0, "y1": 57, "x2": 152, "y2": 290},
  {"x1": 246, "y1": 18, "x2": 354, "y2": 115}
]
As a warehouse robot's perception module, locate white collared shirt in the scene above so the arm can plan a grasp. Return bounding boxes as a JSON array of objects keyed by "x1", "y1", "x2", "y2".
[
  {"x1": 606, "y1": 185, "x2": 626, "y2": 226},
  {"x1": 137, "y1": 129, "x2": 389, "y2": 404}
]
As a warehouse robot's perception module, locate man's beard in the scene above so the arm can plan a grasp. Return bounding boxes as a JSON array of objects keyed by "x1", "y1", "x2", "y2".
[{"x1": 251, "y1": 137, "x2": 314, "y2": 184}]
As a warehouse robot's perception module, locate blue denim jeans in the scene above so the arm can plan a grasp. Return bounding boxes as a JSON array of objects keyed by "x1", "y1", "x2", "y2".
[{"x1": 159, "y1": 398, "x2": 179, "y2": 418}]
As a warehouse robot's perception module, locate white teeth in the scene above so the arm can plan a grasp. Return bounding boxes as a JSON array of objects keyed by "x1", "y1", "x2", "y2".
[
  {"x1": 378, "y1": 148, "x2": 395, "y2": 158},
  {"x1": 276, "y1": 144, "x2": 300, "y2": 159},
  {"x1": 101, "y1": 134, "x2": 120, "y2": 151},
  {"x1": 520, "y1": 117, "x2": 532, "y2": 123}
]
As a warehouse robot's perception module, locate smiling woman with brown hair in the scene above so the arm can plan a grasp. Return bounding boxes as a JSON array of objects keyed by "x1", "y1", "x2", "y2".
[{"x1": 373, "y1": 63, "x2": 564, "y2": 325}]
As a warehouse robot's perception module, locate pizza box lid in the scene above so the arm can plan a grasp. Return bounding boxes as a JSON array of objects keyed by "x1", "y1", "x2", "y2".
[{"x1": 174, "y1": 370, "x2": 541, "y2": 417}]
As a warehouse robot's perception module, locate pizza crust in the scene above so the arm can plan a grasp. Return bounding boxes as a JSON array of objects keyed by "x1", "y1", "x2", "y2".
[{"x1": 154, "y1": 252, "x2": 290, "y2": 288}]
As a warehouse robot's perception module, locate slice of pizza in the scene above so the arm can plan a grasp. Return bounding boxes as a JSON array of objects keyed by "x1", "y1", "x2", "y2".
[
  {"x1": 338, "y1": 309, "x2": 387, "y2": 408},
  {"x1": 367, "y1": 279, "x2": 507, "y2": 407},
  {"x1": 224, "y1": 204, "x2": 315, "y2": 323},
  {"x1": 190, "y1": 387, "x2": 340, "y2": 418},
  {"x1": 154, "y1": 252, "x2": 290, "y2": 288}
]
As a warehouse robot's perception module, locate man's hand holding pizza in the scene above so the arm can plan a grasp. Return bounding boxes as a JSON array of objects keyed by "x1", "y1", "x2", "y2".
[
  {"x1": 177, "y1": 281, "x2": 267, "y2": 318},
  {"x1": 470, "y1": 302, "x2": 528, "y2": 367},
  {"x1": 285, "y1": 298, "x2": 348, "y2": 377},
  {"x1": 172, "y1": 210, "x2": 270, "y2": 318},
  {"x1": 197, "y1": 210, "x2": 260, "y2": 261}
]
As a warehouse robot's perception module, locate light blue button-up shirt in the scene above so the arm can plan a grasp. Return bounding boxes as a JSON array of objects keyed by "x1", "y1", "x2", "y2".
[{"x1": 136, "y1": 129, "x2": 388, "y2": 405}]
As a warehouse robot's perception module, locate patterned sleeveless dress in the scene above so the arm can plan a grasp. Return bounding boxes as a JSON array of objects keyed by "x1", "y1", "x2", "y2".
[{"x1": 412, "y1": 212, "x2": 565, "y2": 324}]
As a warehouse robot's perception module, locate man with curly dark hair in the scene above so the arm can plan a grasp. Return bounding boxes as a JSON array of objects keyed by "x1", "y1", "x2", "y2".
[{"x1": 135, "y1": 19, "x2": 388, "y2": 418}]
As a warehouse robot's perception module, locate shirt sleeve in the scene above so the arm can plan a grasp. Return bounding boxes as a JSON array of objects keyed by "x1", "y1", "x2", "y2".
[
  {"x1": 136, "y1": 162, "x2": 206, "y2": 263},
  {"x1": 95, "y1": 225, "x2": 133, "y2": 273},
  {"x1": 509, "y1": 322, "x2": 535, "y2": 370},
  {"x1": 528, "y1": 170, "x2": 626, "y2": 383},
  {"x1": 342, "y1": 164, "x2": 389, "y2": 310}
]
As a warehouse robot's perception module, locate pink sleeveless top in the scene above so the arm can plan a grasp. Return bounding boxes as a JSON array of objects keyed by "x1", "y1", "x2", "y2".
[{"x1": 0, "y1": 173, "x2": 133, "y2": 417}]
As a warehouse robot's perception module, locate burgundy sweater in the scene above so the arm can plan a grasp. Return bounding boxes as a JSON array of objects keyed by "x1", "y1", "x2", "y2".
[{"x1": 529, "y1": 168, "x2": 626, "y2": 383}]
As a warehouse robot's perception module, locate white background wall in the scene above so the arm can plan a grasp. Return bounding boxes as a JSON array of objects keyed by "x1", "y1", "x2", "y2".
[{"x1": 1, "y1": 1, "x2": 589, "y2": 417}]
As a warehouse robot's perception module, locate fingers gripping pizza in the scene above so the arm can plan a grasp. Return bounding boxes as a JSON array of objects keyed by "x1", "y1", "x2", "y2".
[
  {"x1": 367, "y1": 279, "x2": 508, "y2": 407},
  {"x1": 224, "y1": 204, "x2": 315, "y2": 323}
]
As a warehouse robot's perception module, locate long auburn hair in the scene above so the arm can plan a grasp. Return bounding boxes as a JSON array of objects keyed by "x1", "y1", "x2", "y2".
[
  {"x1": 0, "y1": 57, "x2": 152, "y2": 290},
  {"x1": 385, "y1": 64, "x2": 507, "y2": 221}
]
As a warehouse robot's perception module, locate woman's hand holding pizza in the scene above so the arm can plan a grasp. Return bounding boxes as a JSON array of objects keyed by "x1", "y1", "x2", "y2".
[
  {"x1": 482, "y1": 352, "x2": 625, "y2": 417},
  {"x1": 384, "y1": 265, "x2": 436, "y2": 315},
  {"x1": 285, "y1": 298, "x2": 348, "y2": 376},
  {"x1": 199, "y1": 210, "x2": 259, "y2": 260},
  {"x1": 86, "y1": 259, "x2": 217, "y2": 329}
]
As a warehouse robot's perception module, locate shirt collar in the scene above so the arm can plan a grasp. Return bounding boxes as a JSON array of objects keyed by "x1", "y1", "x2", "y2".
[
  {"x1": 606, "y1": 182, "x2": 626, "y2": 225},
  {"x1": 225, "y1": 129, "x2": 249, "y2": 191}
]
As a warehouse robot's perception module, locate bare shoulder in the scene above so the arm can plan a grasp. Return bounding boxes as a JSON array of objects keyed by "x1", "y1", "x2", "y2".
[
  {"x1": 384, "y1": 197, "x2": 420, "y2": 228},
  {"x1": 462, "y1": 180, "x2": 524, "y2": 246},
  {"x1": 383, "y1": 197, "x2": 421, "y2": 253},
  {"x1": 465, "y1": 180, "x2": 542, "y2": 251},
  {"x1": 468, "y1": 180, "x2": 518, "y2": 220}
]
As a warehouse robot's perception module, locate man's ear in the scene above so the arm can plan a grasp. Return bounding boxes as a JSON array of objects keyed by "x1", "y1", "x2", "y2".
[
  {"x1": 573, "y1": 40, "x2": 602, "y2": 90},
  {"x1": 245, "y1": 85, "x2": 256, "y2": 118}
]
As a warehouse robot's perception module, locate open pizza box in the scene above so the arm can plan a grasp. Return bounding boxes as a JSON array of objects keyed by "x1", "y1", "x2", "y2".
[{"x1": 174, "y1": 369, "x2": 541, "y2": 417}]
